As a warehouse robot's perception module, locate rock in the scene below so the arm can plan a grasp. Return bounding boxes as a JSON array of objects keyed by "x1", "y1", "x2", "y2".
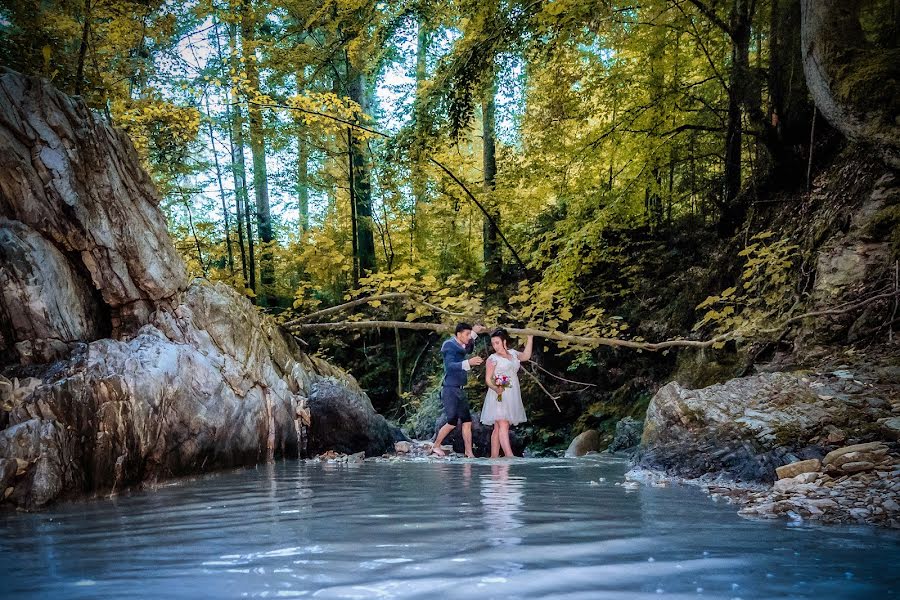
[
  {"x1": 347, "y1": 451, "x2": 365, "y2": 463},
  {"x1": 0, "y1": 69, "x2": 187, "y2": 337},
  {"x1": 840, "y1": 461, "x2": 875, "y2": 473},
  {"x1": 0, "y1": 71, "x2": 383, "y2": 509},
  {"x1": 565, "y1": 429, "x2": 602, "y2": 457},
  {"x1": 825, "y1": 426, "x2": 846, "y2": 444},
  {"x1": 608, "y1": 417, "x2": 644, "y2": 454},
  {"x1": 394, "y1": 441, "x2": 411, "y2": 454},
  {"x1": 879, "y1": 417, "x2": 900, "y2": 441},
  {"x1": 0, "y1": 458, "x2": 15, "y2": 489},
  {"x1": 0, "y1": 219, "x2": 106, "y2": 364},
  {"x1": 823, "y1": 442, "x2": 886, "y2": 465},
  {"x1": 307, "y1": 381, "x2": 393, "y2": 457},
  {"x1": 775, "y1": 459, "x2": 821, "y2": 480}
]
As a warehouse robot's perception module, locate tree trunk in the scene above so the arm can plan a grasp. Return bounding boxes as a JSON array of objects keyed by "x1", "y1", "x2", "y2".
[
  {"x1": 75, "y1": 0, "x2": 91, "y2": 97},
  {"x1": 410, "y1": 18, "x2": 429, "y2": 262},
  {"x1": 800, "y1": 0, "x2": 900, "y2": 167},
  {"x1": 296, "y1": 69, "x2": 310, "y2": 233},
  {"x1": 204, "y1": 96, "x2": 235, "y2": 275},
  {"x1": 768, "y1": 0, "x2": 815, "y2": 179},
  {"x1": 719, "y1": 0, "x2": 753, "y2": 236},
  {"x1": 347, "y1": 67, "x2": 377, "y2": 277},
  {"x1": 241, "y1": 0, "x2": 275, "y2": 306},
  {"x1": 228, "y1": 22, "x2": 254, "y2": 295},
  {"x1": 481, "y1": 75, "x2": 502, "y2": 287}
]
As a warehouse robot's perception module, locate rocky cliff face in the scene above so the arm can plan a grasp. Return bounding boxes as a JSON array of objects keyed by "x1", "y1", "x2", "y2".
[{"x1": 0, "y1": 70, "x2": 391, "y2": 509}]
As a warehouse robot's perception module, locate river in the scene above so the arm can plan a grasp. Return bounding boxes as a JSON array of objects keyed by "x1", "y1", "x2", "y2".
[{"x1": 1, "y1": 456, "x2": 898, "y2": 599}]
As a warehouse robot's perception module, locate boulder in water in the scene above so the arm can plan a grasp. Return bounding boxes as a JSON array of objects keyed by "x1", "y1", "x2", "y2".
[{"x1": 565, "y1": 429, "x2": 602, "y2": 457}]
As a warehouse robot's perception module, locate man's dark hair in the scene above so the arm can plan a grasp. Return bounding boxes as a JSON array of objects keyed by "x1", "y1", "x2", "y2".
[{"x1": 455, "y1": 322, "x2": 473, "y2": 334}]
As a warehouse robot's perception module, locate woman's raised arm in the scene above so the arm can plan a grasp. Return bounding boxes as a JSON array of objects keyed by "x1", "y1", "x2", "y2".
[{"x1": 519, "y1": 335, "x2": 534, "y2": 362}]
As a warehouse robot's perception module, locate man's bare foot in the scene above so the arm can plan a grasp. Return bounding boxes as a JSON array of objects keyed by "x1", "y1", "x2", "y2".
[
  {"x1": 465, "y1": 452, "x2": 475, "y2": 458},
  {"x1": 431, "y1": 446, "x2": 447, "y2": 457}
]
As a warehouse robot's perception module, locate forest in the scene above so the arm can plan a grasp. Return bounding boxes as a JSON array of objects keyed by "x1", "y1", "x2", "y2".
[{"x1": 1, "y1": 0, "x2": 898, "y2": 449}]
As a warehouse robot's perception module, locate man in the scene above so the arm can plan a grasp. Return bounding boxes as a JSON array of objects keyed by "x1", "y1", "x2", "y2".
[{"x1": 432, "y1": 322, "x2": 485, "y2": 458}]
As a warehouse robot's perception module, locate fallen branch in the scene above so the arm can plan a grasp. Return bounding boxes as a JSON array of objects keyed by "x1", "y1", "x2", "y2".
[
  {"x1": 286, "y1": 289, "x2": 900, "y2": 352},
  {"x1": 288, "y1": 319, "x2": 732, "y2": 350}
]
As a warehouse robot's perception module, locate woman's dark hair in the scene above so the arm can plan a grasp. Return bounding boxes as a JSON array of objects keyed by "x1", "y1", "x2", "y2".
[
  {"x1": 455, "y1": 322, "x2": 473, "y2": 334},
  {"x1": 490, "y1": 328, "x2": 509, "y2": 342}
]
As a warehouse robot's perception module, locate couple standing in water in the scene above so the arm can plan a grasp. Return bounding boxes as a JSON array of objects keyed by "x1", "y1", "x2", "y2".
[{"x1": 431, "y1": 322, "x2": 534, "y2": 458}]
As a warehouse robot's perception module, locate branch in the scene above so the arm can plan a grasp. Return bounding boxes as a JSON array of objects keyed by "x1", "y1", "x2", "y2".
[
  {"x1": 682, "y1": 0, "x2": 732, "y2": 37},
  {"x1": 288, "y1": 320, "x2": 732, "y2": 350},
  {"x1": 428, "y1": 158, "x2": 530, "y2": 274},
  {"x1": 520, "y1": 366, "x2": 562, "y2": 412},
  {"x1": 287, "y1": 291, "x2": 900, "y2": 351},
  {"x1": 281, "y1": 292, "x2": 474, "y2": 328},
  {"x1": 758, "y1": 290, "x2": 900, "y2": 334}
]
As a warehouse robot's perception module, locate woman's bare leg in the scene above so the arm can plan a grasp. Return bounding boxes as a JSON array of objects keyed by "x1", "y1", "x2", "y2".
[
  {"x1": 490, "y1": 426, "x2": 500, "y2": 458},
  {"x1": 498, "y1": 420, "x2": 515, "y2": 457}
]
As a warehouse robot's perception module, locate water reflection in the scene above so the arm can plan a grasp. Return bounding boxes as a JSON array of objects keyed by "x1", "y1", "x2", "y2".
[{"x1": 480, "y1": 462, "x2": 525, "y2": 547}]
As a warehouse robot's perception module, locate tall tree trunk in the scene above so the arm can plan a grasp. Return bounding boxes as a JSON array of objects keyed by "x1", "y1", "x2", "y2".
[
  {"x1": 348, "y1": 127, "x2": 360, "y2": 287},
  {"x1": 228, "y1": 21, "x2": 254, "y2": 295},
  {"x1": 75, "y1": 0, "x2": 91, "y2": 96},
  {"x1": 241, "y1": 0, "x2": 275, "y2": 306},
  {"x1": 347, "y1": 67, "x2": 377, "y2": 278},
  {"x1": 481, "y1": 75, "x2": 502, "y2": 287},
  {"x1": 800, "y1": 0, "x2": 900, "y2": 167},
  {"x1": 204, "y1": 96, "x2": 235, "y2": 275},
  {"x1": 719, "y1": 0, "x2": 752, "y2": 236},
  {"x1": 297, "y1": 129, "x2": 310, "y2": 233},
  {"x1": 296, "y1": 68, "x2": 310, "y2": 233},
  {"x1": 410, "y1": 19, "x2": 429, "y2": 262}
]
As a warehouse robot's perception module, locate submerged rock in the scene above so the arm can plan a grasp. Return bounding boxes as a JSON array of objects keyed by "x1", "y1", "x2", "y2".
[{"x1": 565, "y1": 429, "x2": 602, "y2": 457}]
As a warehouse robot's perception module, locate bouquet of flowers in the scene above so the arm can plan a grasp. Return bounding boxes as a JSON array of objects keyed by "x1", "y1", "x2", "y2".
[{"x1": 493, "y1": 374, "x2": 511, "y2": 402}]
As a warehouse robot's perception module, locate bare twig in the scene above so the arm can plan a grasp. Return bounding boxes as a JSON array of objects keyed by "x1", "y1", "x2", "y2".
[
  {"x1": 529, "y1": 361, "x2": 598, "y2": 387},
  {"x1": 520, "y1": 366, "x2": 562, "y2": 412}
]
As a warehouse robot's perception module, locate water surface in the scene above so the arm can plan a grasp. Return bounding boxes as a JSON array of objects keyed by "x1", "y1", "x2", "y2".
[{"x1": 2, "y1": 457, "x2": 898, "y2": 599}]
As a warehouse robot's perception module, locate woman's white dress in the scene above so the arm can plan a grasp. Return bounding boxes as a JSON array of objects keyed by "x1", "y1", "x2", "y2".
[{"x1": 480, "y1": 350, "x2": 528, "y2": 425}]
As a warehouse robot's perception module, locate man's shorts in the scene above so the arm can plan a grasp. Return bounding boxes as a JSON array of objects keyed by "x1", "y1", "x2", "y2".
[{"x1": 441, "y1": 384, "x2": 472, "y2": 425}]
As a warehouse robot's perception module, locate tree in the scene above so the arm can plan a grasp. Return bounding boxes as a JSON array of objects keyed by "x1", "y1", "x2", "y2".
[{"x1": 800, "y1": 0, "x2": 900, "y2": 167}]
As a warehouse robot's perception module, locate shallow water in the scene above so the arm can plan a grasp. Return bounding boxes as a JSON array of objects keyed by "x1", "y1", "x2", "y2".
[{"x1": 1, "y1": 456, "x2": 898, "y2": 599}]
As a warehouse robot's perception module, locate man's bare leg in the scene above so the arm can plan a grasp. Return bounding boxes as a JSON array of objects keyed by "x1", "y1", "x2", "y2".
[
  {"x1": 432, "y1": 423, "x2": 456, "y2": 456},
  {"x1": 462, "y1": 421, "x2": 475, "y2": 458}
]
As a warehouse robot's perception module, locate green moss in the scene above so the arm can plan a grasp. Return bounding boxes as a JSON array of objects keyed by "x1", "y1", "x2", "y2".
[
  {"x1": 866, "y1": 202, "x2": 900, "y2": 257},
  {"x1": 835, "y1": 48, "x2": 900, "y2": 117}
]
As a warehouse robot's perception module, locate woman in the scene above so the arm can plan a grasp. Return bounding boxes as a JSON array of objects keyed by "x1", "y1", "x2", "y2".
[{"x1": 481, "y1": 328, "x2": 534, "y2": 458}]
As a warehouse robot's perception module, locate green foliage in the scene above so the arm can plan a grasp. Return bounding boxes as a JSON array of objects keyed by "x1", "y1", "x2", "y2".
[{"x1": 694, "y1": 231, "x2": 800, "y2": 342}]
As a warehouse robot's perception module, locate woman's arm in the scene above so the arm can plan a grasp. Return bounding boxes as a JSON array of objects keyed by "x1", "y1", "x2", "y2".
[
  {"x1": 519, "y1": 335, "x2": 535, "y2": 362},
  {"x1": 485, "y1": 359, "x2": 500, "y2": 393}
]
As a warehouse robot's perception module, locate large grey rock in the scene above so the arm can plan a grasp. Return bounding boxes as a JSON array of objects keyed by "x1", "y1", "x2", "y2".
[
  {"x1": 637, "y1": 372, "x2": 897, "y2": 483},
  {"x1": 307, "y1": 380, "x2": 393, "y2": 457},
  {"x1": 0, "y1": 68, "x2": 187, "y2": 331},
  {"x1": 0, "y1": 219, "x2": 106, "y2": 363},
  {"x1": 0, "y1": 71, "x2": 384, "y2": 508}
]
